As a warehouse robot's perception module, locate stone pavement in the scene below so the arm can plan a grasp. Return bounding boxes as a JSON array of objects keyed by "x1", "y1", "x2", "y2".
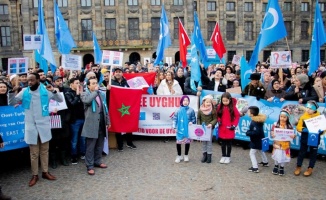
[{"x1": 1, "y1": 138, "x2": 326, "y2": 200}]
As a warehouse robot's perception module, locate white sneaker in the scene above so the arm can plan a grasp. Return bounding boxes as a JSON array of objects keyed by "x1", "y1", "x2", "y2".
[
  {"x1": 184, "y1": 155, "x2": 189, "y2": 162},
  {"x1": 220, "y1": 157, "x2": 226, "y2": 164},
  {"x1": 224, "y1": 157, "x2": 231, "y2": 164},
  {"x1": 175, "y1": 156, "x2": 183, "y2": 163}
]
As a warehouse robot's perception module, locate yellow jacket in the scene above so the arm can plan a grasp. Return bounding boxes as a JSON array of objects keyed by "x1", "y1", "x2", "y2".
[{"x1": 296, "y1": 111, "x2": 321, "y2": 132}]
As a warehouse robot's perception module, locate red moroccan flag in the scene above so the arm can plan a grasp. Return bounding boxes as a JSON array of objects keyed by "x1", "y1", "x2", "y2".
[
  {"x1": 211, "y1": 22, "x2": 226, "y2": 59},
  {"x1": 123, "y1": 72, "x2": 156, "y2": 94},
  {"x1": 178, "y1": 19, "x2": 190, "y2": 68},
  {"x1": 109, "y1": 86, "x2": 143, "y2": 132}
]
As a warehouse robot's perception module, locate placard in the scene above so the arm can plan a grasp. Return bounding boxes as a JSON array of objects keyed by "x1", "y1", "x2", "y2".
[
  {"x1": 165, "y1": 57, "x2": 172, "y2": 66},
  {"x1": 8, "y1": 58, "x2": 29, "y2": 74},
  {"x1": 273, "y1": 128, "x2": 295, "y2": 141},
  {"x1": 270, "y1": 51, "x2": 292, "y2": 67},
  {"x1": 127, "y1": 76, "x2": 149, "y2": 89},
  {"x1": 232, "y1": 55, "x2": 241, "y2": 65},
  {"x1": 61, "y1": 54, "x2": 82, "y2": 70},
  {"x1": 48, "y1": 92, "x2": 68, "y2": 112},
  {"x1": 23, "y1": 34, "x2": 43, "y2": 50},
  {"x1": 304, "y1": 115, "x2": 326, "y2": 133},
  {"x1": 102, "y1": 50, "x2": 124, "y2": 66},
  {"x1": 188, "y1": 124, "x2": 212, "y2": 141},
  {"x1": 226, "y1": 87, "x2": 241, "y2": 94}
]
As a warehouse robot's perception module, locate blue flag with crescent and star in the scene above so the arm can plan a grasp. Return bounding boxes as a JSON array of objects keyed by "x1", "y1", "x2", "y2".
[
  {"x1": 240, "y1": 56, "x2": 252, "y2": 91},
  {"x1": 262, "y1": 137, "x2": 270, "y2": 151},
  {"x1": 193, "y1": 11, "x2": 208, "y2": 64},
  {"x1": 308, "y1": 132, "x2": 319, "y2": 147},
  {"x1": 93, "y1": 32, "x2": 102, "y2": 64},
  {"x1": 248, "y1": 0, "x2": 287, "y2": 70},
  {"x1": 154, "y1": 5, "x2": 171, "y2": 66},
  {"x1": 308, "y1": 0, "x2": 326, "y2": 76}
]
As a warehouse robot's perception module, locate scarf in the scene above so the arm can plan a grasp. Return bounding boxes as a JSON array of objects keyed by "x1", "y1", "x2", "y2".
[
  {"x1": 200, "y1": 104, "x2": 212, "y2": 115},
  {"x1": 22, "y1": 84, "x2": 49, "y2": 116},
  {"x1": 176, "y1": 106, "x2": 189, "y2": 141},
  {"x1": 87, "y1": 88, "x2": 108, "y2": 114}
]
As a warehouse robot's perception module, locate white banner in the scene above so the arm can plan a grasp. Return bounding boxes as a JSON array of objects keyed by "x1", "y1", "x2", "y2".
[
  {"x1": 133, "y1": 95, "x2": 198, "y2": 136},
  {"x1": 61, "y1": 54, "x2": 82, "y2": 70},
  {"x1": 23, "y1": 34, "x2": 43, "y2": 50},
  {"x1": 270, "y1": 51, "x2": 292, "y2": 67},
  {"x1": 102, "y1": 50, "x2": 124, "y2": 66},
  {"x1": 273, "y1": 128, "x2": 294, "y2": 141},
  {"x1": 188, "y1": 124, "x2": 212, "y2": 141},
  {"x1": 8, "y1": 58, "x2": 29, "y2": 74},
  {"x1": 304, "y1": 115, "x2": 326, "y2": 133},
  {"x1": 48, "y1": 92, "x2": 68, "y2": 112}
]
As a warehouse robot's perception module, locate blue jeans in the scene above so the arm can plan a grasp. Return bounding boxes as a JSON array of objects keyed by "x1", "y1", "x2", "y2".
[{"x1": 70, "y1": 119, "x2": 86, "y2": 157}]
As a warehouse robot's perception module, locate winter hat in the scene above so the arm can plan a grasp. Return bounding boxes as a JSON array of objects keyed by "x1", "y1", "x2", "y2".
[
  {"x1": 180, "y1": 95, "x2": 190, "y2": 107},
  {"x1": 249, "y1": 73, "x2": 261, "y2": 80},
  {"x1": 296, "y1": 74, "x2": 309, "y2": 88},
  {"x1": 202, "y1": 95, "x2": 213, "y2": 102},
  {"x1": 306, "y1": 100, "x2": 319, "y2": 111},
  {"x1": 9, "y1": 74, "x2": 17, "y2": 82},
  {"x1": 271, "y1": 79, "x2": 280, "y2": 89}
]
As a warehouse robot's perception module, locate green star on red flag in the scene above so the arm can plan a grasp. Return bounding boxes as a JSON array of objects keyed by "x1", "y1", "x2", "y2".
[{"x1": 118, "y1": 104, "x2": 130, "y2": 116}]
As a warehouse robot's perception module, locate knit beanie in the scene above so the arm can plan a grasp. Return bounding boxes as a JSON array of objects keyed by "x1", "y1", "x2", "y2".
[{"x1": 296, "y1": 74, "x2": 309, "y2": 88}]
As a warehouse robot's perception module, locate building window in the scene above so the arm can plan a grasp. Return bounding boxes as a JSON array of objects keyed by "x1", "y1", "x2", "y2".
[
  {"x1": 128, "y1": 18, "x2": 139, "y2": 40},
  {"x1": 105, "y1": 18, "x2": 117, "y2": 40},
  {"x1": 285, "y1": 21, "x2": 292, "y2": 40},
  {"x1": 207, "y1": 1, "x2": 216, "y2": 11},
  {"x1": 319, "y1": 3, "x2": 325, "y2": 12},
  {"x1": 226, "y1": 21, "x2": 235, "y2": 41},
  {"x1": 227, "y1": 51, "x2": 236, "y2": 62},
  {"x1": 173, "y1": 0, "x2": 184, "y2": 5},
  {"x1": 302, "y1": 50, "x2": 309, "y2": 62},
  {"x1": 262, "y1": 3, "x2": 267, "y2": 12},
  {"x1": 207, "y1": 21, "x2": 216, "y2": 40},
  {"x1": 81, "y1": 0, "x2": 91, "y2": 7},
  {"x1": 128, "y1": 0, "x2": 138, "y2": 6},
  {"x1": 105, "y1": 0, "x2": 115, "y2": 6},
  {"x1": 301, "y1": 2, "x2": 309, "y2": 12},
  {"x1": 33, "y1": 0, "x2": 43, "y2": 8},
  {"x1": 0, "y1": 26, "x2": 11, "y2": 47},
  {"x1": 283, "y1": 2, "x2": 292, "y2": 11},
  {"x1": 244, "y1": 2, "x2": 253, "y2": 12},
  {"x1": 151, "y1": 0, "x2": 160, "y2": 6},
  {"x1": 246, "y1": 51, "x2": 252, "y2": 61},
  {"x1": 244, "y1": 21, "x2": 253, "y2": 40},
  {"x1": 301, "y1": 21, "x2": 309, "y2": 40},
  {"x1": 81, "y1": 19, "x2": 92, "y2": 41},
  {"x1": 34, "y1": 20, "x2": 38, "y2": 34},
  {"x1": 321, "y1": 50, "x2": 325, "y2": 61},
  {"x1": 57, "y1": 0, "x2": 68, "y2": 7},
  {"x1": 193, "y1": 1, "x2": 197, "y2": 11},
  {"x1": 226, "y1": 2, "x2": 235, "y2": 11},
  {"x1": 151, "y1": 17, "x2": 160, "y2": 40},
  {"x1": 174, "y1": 17, "x2": 184, "y2": 39},
  {"x1": 64, "y1": 19, "x2": 69, "y2": 29},
  {"x1": 0, "y1": 4, "x2": 9, "y2": 15},
  {"x1": 263, "y1": 50, "x2": 271, "y2": 62}
]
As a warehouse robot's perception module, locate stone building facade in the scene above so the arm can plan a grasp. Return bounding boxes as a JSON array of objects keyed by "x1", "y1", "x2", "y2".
[{"x1": 0, "y1": 0, "x2": 324, "y2": 70}]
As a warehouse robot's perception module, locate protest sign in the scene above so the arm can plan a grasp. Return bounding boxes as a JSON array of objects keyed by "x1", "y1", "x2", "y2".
[
  {"x1": 188, "y1": 124, "x2": 212, "y2": 141},
  {"x1": 304, "y1": 115, "x2": 326, "y2": 133},
  {"x1": 61, "y1": 54, "x2": 82, "y2": 70},
  {"x1": 273, "y1": 128, "x2": 295, "y2": 141},
  {"x1": 232, "y1": 55, "x2": 241, "y2": 65},
  {"x1": 23, "y1": 34, "x2": 43, "y2": 50},
  {"x1": 102, "y1": 50, "x2": 124, "y2": 66},
  {"x1": 127, "y1": 76, "x2": 149, "y2": 89},
  {"x1": 8, "y1": 58, "x2": 28, "y2": 74},
  {"x1": 270, "y1": 51, "x2": 292, "y2": 67},
  {"x1": 48, "y1": 92, "x2": 68, "y2": 112},
  {"x1": 226, "y1": 87, "x2": 241, "y2": 94}
]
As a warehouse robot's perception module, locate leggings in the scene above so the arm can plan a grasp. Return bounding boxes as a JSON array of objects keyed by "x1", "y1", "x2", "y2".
[
  {"x1": 176, "y1": 144, "x2": 190, "y2": 156},
  {"x1": 221, "y1": 139, "x2": 233, "y2": 157}
]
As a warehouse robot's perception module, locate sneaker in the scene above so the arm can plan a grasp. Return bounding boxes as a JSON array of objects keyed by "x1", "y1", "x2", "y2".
[
  {"x1": 175, "y1": 155, "x2": 183, "y2": 163},
  {"x1": 272, "y1": 165, "x2": 279, "y2": 175},
  {"x1": 71, "y1": 158, "x2": 78, "y2": 165},
  {"x1": 117, "y1": 148, "x2": 123, "y2": 152},
  {"x1": 80, "y1": 155, "x2": 85, "y2": 160},
  {"x1": 224, "y1": 157, "x2": 231, "y2": 164},
  {"x1": 219, "y1": 157, "x2": 226, "y2": 164},
  {"x1": 184, "y1": 155, "x2": 189, "y2": 162},
  {"x1": 126, "y1": 144, "x2": 137, "y2": 150},
  {"x1": 279, "y1": 167, "x2": 284, "y2": 176},
  {"x1": 258, "y1": 162, "x2": 269, "y2": 167},
  {"x1": 248, "y1": 167, "x2": 259, "y2": 173}
]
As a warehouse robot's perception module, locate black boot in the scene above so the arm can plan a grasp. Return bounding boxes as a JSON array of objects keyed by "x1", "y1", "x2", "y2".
[
  {"x1": 60, "y1": 151, "x2": 69, "y2": 166},
  {"x1": 272, "y1": 165, "x2": 279, "y2": 175},
  {"x1": 201, "y1": 152, "x2": 207, "y2": 163},
  {"x1": 50, "y1": 153, "x2": 57, "y2": 169},
  {"x1": 206, "y1": 154, "x2": 212, "y2": 163}
]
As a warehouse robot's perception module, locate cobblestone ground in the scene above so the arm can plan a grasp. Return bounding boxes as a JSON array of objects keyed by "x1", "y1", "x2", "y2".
[{"x1": 1, "y1": 138, "x2": 326, "y2": 200}]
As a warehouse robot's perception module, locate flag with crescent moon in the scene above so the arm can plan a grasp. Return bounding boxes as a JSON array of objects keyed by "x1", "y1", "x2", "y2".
[
  {"x1": 193, "y1": 11, "x2": 208, "y2": 64},
  {"x1": 240, "y1": 56, "x2": 252, "y2": 91},
  {"x1": 210, "y1": 22, "x2": 226, "y2": 59},
  {"x1": 93, "y1": 32, "x2": 102, "y2": 64},
  {"x1": 248, "y1": 0, "x2": 287, "y2": 70},
  {"x1": 178, "y1": 19, "x2": 190, "y2": 68},
  {"x1": 308, "y1": 0, "x2": 326, "y2": 76}
]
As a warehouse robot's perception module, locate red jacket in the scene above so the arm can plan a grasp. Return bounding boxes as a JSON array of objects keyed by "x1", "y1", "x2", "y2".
[{"x1": 216, "y1": 98, "x2": 240, "y2": 139}]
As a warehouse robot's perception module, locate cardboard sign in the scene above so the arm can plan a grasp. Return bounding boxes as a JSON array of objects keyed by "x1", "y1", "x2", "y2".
[
  {"x1": 273, "y1": 128, "x2": 294, "y2": 141},
  {"x1": 226, "y1": 87, "x2": 242, "y2": 94},
  {"x1": 23, "y1": 34, "x2": 43, "y2": 50},
  {"x1": 188, "y1": 124, "x2": 212, "y2": 141},
  {"x1": 304, "y1": 115, "x2": 326, "y2": 133}
]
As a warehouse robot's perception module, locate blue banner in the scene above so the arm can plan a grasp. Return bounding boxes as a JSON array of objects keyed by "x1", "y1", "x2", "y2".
[
  {"x1": 201, "y1": 90, "x2": 326, "y2": 155},
  {"x1": 0, "y1": 106, "x2": 27, "y2": 151}
]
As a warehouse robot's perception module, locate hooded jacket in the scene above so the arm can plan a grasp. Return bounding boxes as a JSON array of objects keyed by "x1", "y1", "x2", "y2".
[{"x1": 246, "y1": 114, "x2": 267, "y2": 149}]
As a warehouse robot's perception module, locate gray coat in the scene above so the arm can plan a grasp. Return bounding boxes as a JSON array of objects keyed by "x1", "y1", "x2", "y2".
[
  {"x1": 10, "y1": 86, "x2": 63, "y2": 145},
  {"x1": 81, "y1": 91, "x2": 110, "y2": 138}
]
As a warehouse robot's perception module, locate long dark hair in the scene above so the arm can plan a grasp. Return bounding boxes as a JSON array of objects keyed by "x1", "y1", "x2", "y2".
[
  {"x1": 217, "y1": 92, "x2": 235, "y2": 121},
  {"x1": 276, "y1": 110, "x2": 293, "y2": 129}
]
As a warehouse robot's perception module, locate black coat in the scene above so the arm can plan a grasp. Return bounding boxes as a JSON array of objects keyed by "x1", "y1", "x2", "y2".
[
  {"x1": 284, "y1": 84, "x2": 318, "y2": 103},
  {"x1": 246, "y1": 114, "x2": 267, "y2": 150}
]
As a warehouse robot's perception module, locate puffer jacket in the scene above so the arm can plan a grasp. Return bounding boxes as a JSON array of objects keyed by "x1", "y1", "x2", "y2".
[{"x1": 246, "y1": 114, "x2": 267, "y2": 150}]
